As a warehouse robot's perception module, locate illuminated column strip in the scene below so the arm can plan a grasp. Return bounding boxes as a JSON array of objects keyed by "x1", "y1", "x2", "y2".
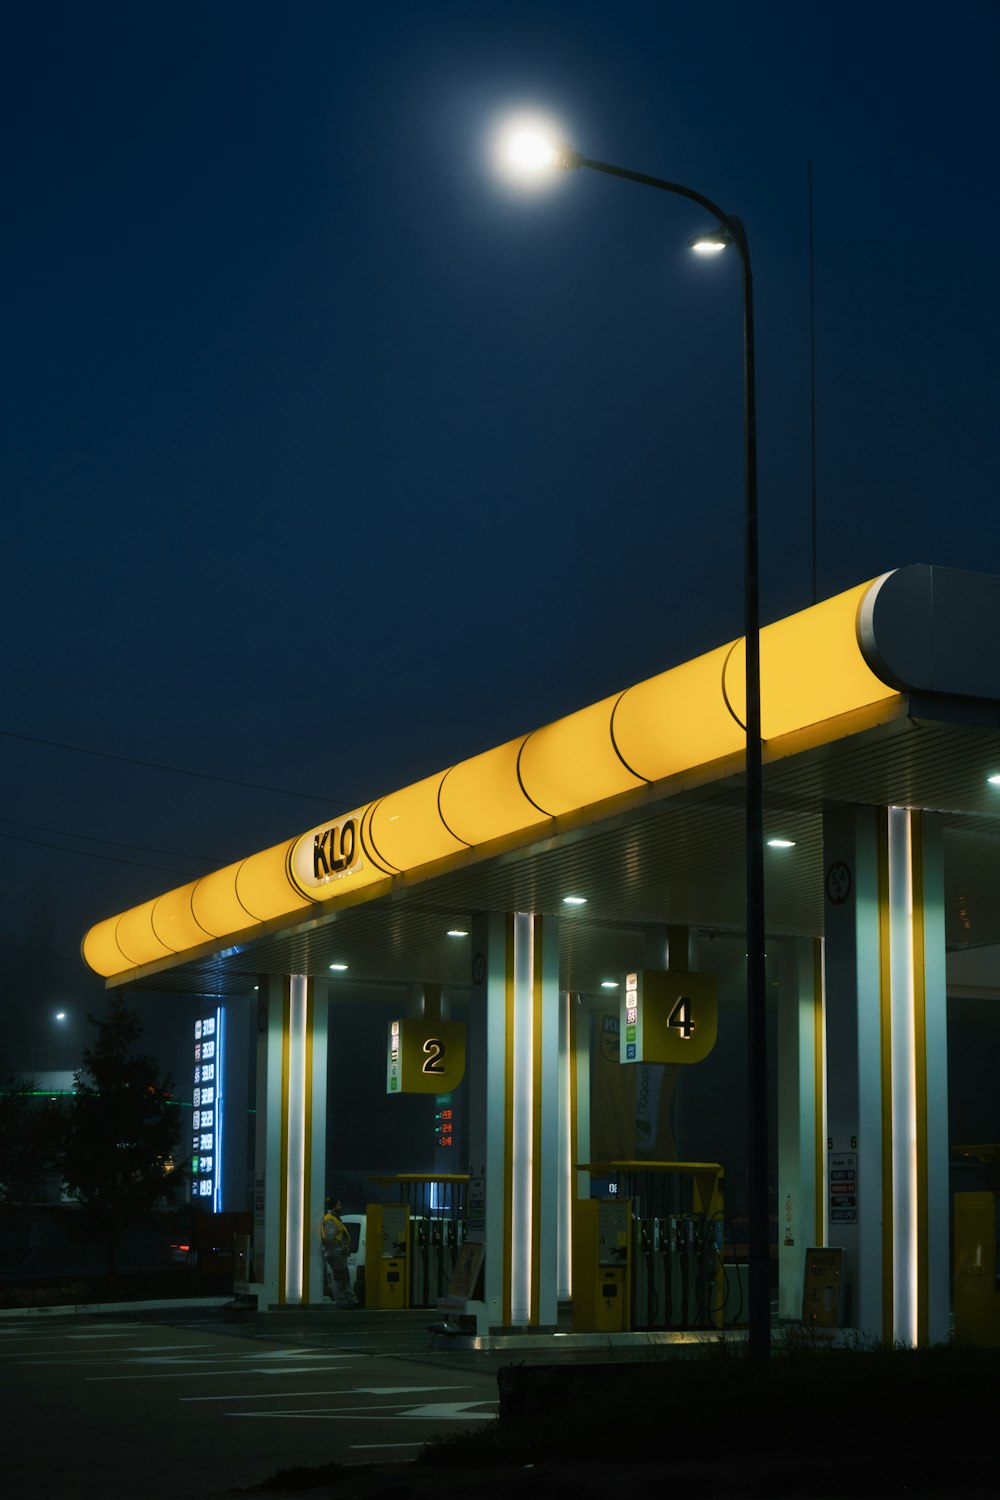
[
  {"x1": 468, "y1": 912, "x2": 513, "y2": 1329},
  {"x1": 814, "y1": 939, "x2": 827, "y2": 1246},
  {"x1": 776, "y1": 937, "x2": 822, "y2": 1319},
  {"x1": 510, "y1": 913, "x2": 534, "y2": 1325},
  {"x1": 876, "y1": 812, "x2": 894, "y2": 1344},
  {"x1": 557, "y1": 990, "x2": 573, "y2": 1302},
  {"x1": 887, "y1": 808, "x2": 917, "y2": 1347},
  {"x1": 277, "y1": 980, "x2": 291, "y2": 1303},
  {"x1": 530, "y1": 917, "x2": 561, "y2": 1328},
  {"x1": 284, "y1": 975, "x2": 309, "y2": 1306},
  {"x1": 305, "y1": 982, "x2": 329, "y2": 1306},
  {"x1": 823, "y1": 805, "x2": 886, "y2": 1340},
  {"x1": 910, "y1": 813, "x2": 949, "y2": 1344}
]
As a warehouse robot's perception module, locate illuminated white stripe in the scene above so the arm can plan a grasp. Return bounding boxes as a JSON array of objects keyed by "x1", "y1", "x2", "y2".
[
  {"x1": 557, "y1": 989, "x2": 572, "y2": 1300},
  {"x1": 888, "y1": 807, "x2": 917, "y2": 1347},
  {"x1": 510, "y1": 913, "x2": 534, "y2": 1324},
  {"x1": 285, "y1": 976, "x2": 308, "y2": 1303}
]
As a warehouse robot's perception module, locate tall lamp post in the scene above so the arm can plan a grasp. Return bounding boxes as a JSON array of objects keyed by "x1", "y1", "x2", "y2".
[{"x1": 503, "y1": 129, "x2": 770, "y2": 1357}]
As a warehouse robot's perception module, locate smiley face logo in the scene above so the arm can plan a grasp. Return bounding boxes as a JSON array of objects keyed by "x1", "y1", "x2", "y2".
[{"x1": 825, "y1": 860, "x2": 852, "y2": 905}]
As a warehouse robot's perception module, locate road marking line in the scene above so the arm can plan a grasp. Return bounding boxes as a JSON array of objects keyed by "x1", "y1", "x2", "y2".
[
  {"x1": 351, "y1": 1442, "x2": 425, "y2": 1450},
  {"x1": 87, "y1": 1362, "x2": 357, "y2": 1382}
]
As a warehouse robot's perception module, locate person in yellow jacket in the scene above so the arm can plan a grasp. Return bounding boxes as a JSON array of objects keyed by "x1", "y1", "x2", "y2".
[{"x1": 320, "y1": 1198, "x2": 358, "y2": 1307}]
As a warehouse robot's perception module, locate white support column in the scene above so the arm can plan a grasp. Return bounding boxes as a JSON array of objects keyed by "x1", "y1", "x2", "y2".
[
  {"x1": 557, "y1": 990, "x2": 574, "y2": 1302},
  {"x1": 823, "y1": 806, "x2": 885, "y2": 1337},
  {"x1": 823, "y1": 806, "x2": 949, "y2": 1344},
  {"x1": 468, "y1": 912, "x2": 511, "y2": 1330},
  {"x1": 777, "y1": 936, "x2": 824, "y2": 1319},
  {"x1": 531, "y1": 915, "x2": 561, "y2": 1329},
  {"x1": 253, "y1": 973, "x2": 329, "y2": 1308},
  {"x1": 918, "y1": 815, "x2": 949, "y2": 1345},
  {"x1": 467, "y1": 910, "x2": 561, "y2": 1329}
]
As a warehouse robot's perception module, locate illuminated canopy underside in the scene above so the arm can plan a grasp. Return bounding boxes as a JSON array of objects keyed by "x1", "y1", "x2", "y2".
[{"x1": 82, "y1": 566, "x2": 1000, "y2": 980}]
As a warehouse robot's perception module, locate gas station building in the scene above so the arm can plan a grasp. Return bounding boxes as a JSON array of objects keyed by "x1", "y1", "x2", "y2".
[{"x1": 82, "y1": 565, "x2": 1000, "y2": 1346}]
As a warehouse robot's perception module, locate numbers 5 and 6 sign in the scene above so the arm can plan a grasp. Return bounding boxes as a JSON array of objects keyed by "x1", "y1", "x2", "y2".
[
  {"x1": 386, "y1": 1019, "x2": 466, "y2": 1094},
  {"x1": 620, "y1": 969, "x2": 718, "y2": 1065}
]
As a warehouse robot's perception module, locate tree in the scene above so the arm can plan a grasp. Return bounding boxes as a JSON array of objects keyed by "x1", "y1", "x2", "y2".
[
  {"x1": 58, "y1": 993, "x2": 185, "y2": 1276},
  {"x1": 0, "y1": 1066, "x2": 63, "y2": 1206}
]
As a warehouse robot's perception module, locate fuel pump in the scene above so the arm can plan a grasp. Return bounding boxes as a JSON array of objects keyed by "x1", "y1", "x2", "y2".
[
  {"x1": 572, "y1": 1197, "x2": 631, "y2": 1332},
  {"x1": 954, "y1": 1191, "x2": 1000, "y2": 1345},
  {"x1": 364, "y1": 1202, "x2": 410, "y2": 1308}
]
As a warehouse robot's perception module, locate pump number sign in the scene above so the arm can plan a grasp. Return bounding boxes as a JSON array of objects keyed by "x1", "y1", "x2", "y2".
[
  {"x1": 620, "y1": 969, "x2": 718, "y2": 1065},
  {"x1": 387, "y1": 1018, "x2": 466, "y2": 1094}
]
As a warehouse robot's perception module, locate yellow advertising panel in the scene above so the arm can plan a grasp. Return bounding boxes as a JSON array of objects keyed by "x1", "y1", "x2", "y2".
[
  {"x1": 518, "y1": 694, "x2": 645, "y2": 815},
  {"x1": 438, "y1": 736, "x2": 549, "y2": 845},
  {"x1": 386, "y1": 1018, "x2": 466, "y2": 1094},
  {"x1": 620, "y1": 970, "x2": 718, "y2": 1065}
]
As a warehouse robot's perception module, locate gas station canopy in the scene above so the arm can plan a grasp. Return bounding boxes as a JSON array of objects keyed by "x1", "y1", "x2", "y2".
[{"x1": 81, "y1": 565, "x2": 1000, "y2": 997}]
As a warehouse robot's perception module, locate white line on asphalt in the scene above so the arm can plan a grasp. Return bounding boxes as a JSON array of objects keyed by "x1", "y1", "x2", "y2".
[
  {"x1": 87, "y1": 1362, "x2": 358, "y2": 1382},
  {"x1": 125, "y1": 1350, "x2": 215, "y2": 1362},
  {"x1": 180, "y1": 1384, "x2": 472, "y2": 1402},
  {"x1": 228, "y1": 1401, "x2": 498, "y2": 1420},
  {"x1": 351, "y1": 1386, "x2": 473, "y2": 1396},
  {"x1": 350, "y1": 1442, "x2": 425, "y2": 1450}
]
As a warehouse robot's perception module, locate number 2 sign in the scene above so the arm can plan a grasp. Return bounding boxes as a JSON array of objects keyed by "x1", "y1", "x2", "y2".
[{"x1": 386, "y1": 1019, "x2": 466, "y2": 1094}]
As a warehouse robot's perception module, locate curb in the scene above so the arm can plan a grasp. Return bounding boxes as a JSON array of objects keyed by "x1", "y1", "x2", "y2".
[{"x1": 0, "y1": 1296, "x2": 234, "y2": 1321}]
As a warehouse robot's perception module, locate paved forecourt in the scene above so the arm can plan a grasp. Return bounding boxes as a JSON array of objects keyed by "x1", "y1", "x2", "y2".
[{"x1": 0, "y1": 1307, "x2": 498, "y2": 1500}]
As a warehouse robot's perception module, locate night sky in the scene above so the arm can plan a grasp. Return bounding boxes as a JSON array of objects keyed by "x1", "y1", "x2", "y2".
[{"x1": 4, "y1": 1, "x2": 1000, "y2": 1075}]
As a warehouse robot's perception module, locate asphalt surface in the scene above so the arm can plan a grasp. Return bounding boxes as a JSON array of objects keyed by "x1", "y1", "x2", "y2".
[
  {"x1": 4, "y1": 1301, "x2": 998, "y2": 1500},
  {"x1": 0, "y1": 1303, "x2": 502, "y2": 1499}
]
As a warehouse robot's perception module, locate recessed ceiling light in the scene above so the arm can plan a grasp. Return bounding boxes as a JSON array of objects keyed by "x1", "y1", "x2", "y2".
[
  {"x1": 767, "y1": 838, "x2": 796, "y2": 849},
  {"x1": 563, "y1": 895, "x2": 587, "y2": 906},
  {"x1": 601, "y1": 980, "x2": 619, "y2": 989},
  {"x1": 447, "y1": 929, "x2": 469, "y2": 937},
  {"x1": 329, "y1": 962, "x2": 348, "y2": 972}
]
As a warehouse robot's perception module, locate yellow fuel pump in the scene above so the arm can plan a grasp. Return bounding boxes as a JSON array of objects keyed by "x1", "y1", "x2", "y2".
[
  {"x1": 364, "y1": 1203, "x2": 410, "y2": 1309},
  {"x1": 572, "y1": 1197, "x2": 632, "y2": 1332},
  {"x1": 954, "y1": 1191, "x2": 1000, "y2": 1345}
]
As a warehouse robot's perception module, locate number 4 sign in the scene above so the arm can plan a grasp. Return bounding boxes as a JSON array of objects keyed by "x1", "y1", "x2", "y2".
[
  {"x1": 620, "y1": 970, "x2": 718, "y2": 1065},
  {"x1": 386, "y1": 1018, "x2": 466, "y2": 1094}
]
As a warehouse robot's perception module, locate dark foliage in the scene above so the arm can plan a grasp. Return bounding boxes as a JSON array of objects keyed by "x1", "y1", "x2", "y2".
[
  {"x1": 0, "y1": 1066, "x2": 63, "y2": 1205},
  {"x1": 57, "y1": 993, "x2": 185, "y2": 1275}
]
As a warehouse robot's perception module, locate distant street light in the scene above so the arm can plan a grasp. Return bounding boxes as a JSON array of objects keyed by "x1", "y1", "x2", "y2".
[{"x1": 499, "y1": 124, "x2": 770, "y2": 1358}]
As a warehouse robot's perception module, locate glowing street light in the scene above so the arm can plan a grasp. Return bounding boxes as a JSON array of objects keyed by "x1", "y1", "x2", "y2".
[{"x1": 498, "y1": 122, "x2": 770, "y2": 1358}]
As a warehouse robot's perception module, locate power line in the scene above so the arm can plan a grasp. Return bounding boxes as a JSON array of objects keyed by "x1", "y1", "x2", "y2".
[
  {"x1": 0, "y1": 728, "x2": 339, "y2": 804},
  {"x1": 0, "y1": 817, "x2": 221, "y2": 866},
  {"x1": 0, "y1": 828, "x2": 200, "y2": 876}
]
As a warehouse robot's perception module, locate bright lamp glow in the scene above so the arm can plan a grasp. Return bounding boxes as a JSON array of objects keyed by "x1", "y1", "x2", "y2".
[
  {"x1": 447, "y1": 928, "x2": 469, "y2": 937},
  {"x1": 601, "y1": 980, "x2": 619, "y2": 990},
  {"x1": 493, "y1": 114, "x2": 567, "y2": 186},
  {"x1": 329, "y1": 962, "x2": 348, "y2": 971},
  {"x1": 562, "y1": 895, "x2": 587, "y2": 906},
  {"x1": 988, "y1": 773, "x2": 1000, "y2": 786},
  {"x1": 507, "y1": 129, "x2": 557, "y2": 172},
  {"x1": 767, "y1": 838, "x2": 796, "y2": 849},
  {"x1": 690, "y1": 228, "x2": 732, "y2": 255}
]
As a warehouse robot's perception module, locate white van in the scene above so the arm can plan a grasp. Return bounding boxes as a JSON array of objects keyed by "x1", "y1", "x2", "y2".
[{"x1": 340, "y1": 1213, "x2": 366, "y2": 1298}]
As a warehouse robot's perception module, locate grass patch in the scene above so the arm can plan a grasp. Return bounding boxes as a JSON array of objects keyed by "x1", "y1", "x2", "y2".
[{"x1": 419, "y1": 1338, "x2": 1000, "y2": 1476}]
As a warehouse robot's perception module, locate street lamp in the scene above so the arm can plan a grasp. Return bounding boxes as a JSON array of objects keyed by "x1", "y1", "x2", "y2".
[{"x1": 502, "y1": 128, "x2": 770, "y2": 1357}]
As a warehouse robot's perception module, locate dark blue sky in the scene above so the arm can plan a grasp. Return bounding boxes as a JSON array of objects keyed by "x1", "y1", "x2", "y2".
[{"x1": 4, "y1": 1, "x2": 999, "y2": 1065}]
